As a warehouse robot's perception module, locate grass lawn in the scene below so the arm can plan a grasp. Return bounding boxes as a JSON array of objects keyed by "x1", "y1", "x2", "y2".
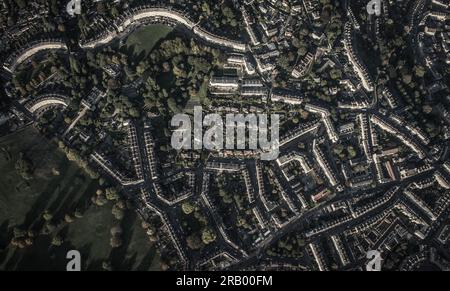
[
  {"x1": 0, "y1": 126, "x2": 81, "y2": 232},
  {"x1": 124, "y1": 24, "x2": 173, "y2": 59},
  {"x1": 0, "y1": 126, "x2": 160, "y2": 270}
]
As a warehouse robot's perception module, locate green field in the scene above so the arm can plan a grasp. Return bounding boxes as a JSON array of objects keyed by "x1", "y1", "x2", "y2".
[
  {"x1": 0, "y1": 126, "x2": 160, "y2": 270},
  {"x1": 124, "y1": 24, "x2": 173, "y2": 58}
]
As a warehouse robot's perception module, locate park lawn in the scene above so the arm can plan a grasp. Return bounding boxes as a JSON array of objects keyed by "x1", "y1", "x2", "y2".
[
  {"x1": 0, "y1": 126, "x2": 159, "y2": 270},
  {"x1": 0, "y1": 126, "x2": 85, "y2": 231},
  {"x1": 108, "y1": 211, "x2": 161, "y2": 271},
  {"x1": 124, "y1": 24, "x2": 173, "y2": 59},
  {"x1": 66, "y1": 205, "x2": 161, "y2": 271}
]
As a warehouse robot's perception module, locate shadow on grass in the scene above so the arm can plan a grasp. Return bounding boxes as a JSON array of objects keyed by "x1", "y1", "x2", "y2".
[
  {"x1": 136, "y1": 248, "x2": 158, "y2": 271},
  {"x1": 23, "y1": 165, "x2": 98, "y2": 233},
  {"x1": 21, "y1": 157, "x2": 72, "y2": 229},
  {"x1": 48, "y1": 174, "x2": 97, "y2": 222},
  {"x1": 0, "y1": 220, "x2": 10, "y2": 250},
  {"x1": 2, "y1": 235, "x2": 94, "y2": 271},
  {"x1": 109, "y1": 210, "x2": 138, "y2": 270}
]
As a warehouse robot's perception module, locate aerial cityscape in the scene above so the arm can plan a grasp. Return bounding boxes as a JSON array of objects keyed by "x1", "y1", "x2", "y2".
[{"x1": 0, "y1": 0, "x2": 449, "y2": 273}]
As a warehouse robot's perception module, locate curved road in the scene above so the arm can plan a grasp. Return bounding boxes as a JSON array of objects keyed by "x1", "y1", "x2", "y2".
[
  {"x1": 80, "y1": 7, "x2": 247, "y2": 52},
  {"x1": 3, "y1": 7, "x2": 247, "y2": 75},
  {"x1": 3, "y1": 40, "x2": 68, "y2": 73}
]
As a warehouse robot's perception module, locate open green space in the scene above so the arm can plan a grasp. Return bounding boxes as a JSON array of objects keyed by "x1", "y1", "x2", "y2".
[
  {"x1": 124, "y1": 24, "x2": 173, "y2": 59},
  {"x1": 0, "y1": 126, "x2": 159, "y2": 270}
]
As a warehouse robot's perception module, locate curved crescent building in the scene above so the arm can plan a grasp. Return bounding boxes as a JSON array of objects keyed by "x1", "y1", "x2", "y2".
[
  {"x1": 80, "y1": 7, "x2": 247, "y2": 52},
  {"x1": 3, "y1": 40, "x2": 68, "y2": 73},
  {"x1": 343, "y1": 22, "x2": 374, "y2": 92},
  {"x1": 24, "y1": 93, "x2": 69, "y2": 115}
]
